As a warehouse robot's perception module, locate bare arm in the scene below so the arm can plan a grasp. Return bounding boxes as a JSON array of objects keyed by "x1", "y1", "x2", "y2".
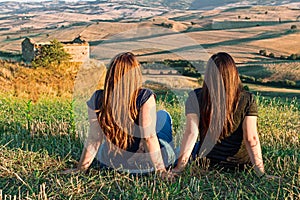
[
  {"x1": 61, "y1": 108, "x2": 103, "y2": 174},
  {"x1": 173, "y1": 113, "x2": 199, "y2": 173},
  {"x1": 140, "y1": 95, "x2": 166, "y2": 172},
  {"x1": 243, "y1": 116, "x2": 265, "y2": 177}
]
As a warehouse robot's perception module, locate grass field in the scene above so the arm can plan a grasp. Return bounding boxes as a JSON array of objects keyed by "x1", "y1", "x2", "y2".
[
  {"x1": 1, "y1": 1, "x2": 300, "y2": 198},
  {"x1": 0, "y1": 91, "x2": 299, "y2": 199}
]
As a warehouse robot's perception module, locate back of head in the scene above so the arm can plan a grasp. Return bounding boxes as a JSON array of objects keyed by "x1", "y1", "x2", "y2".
[
  {"x1": 100, "y1": 52, "x2": 142, "y2": 152},
  {"x1": 208, "y1": 52, "x2": 240, "y2": 94},
  {"x1": 200, "y1": 52, "x2": 242, "y2": 141}
]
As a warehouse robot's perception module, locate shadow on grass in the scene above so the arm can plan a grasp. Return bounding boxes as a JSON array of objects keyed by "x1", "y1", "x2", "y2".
[
  {"x1": 0, "y1": 51, "x2": 21, "y2": 59},
  {"x1": 238, "y1": 65, "x2": 273, "y2": 79},
  {"x1": 0, "y1": 121, "x2": 83, "y2": 160},
  {"x1": 251, "y1": 90, "x2": 300, "y2": 104},
  {"x1": 138, "y1": 29, "x2": 298, "y2": 57}
]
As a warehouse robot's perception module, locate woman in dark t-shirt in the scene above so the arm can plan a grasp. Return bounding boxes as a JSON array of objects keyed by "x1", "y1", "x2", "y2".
[
  {"x1": 173, "y1": 52, "x2": 268, "y2": 177},
  {"x1": 62, "y1": 52, "x2": 175, "y2": 178}
]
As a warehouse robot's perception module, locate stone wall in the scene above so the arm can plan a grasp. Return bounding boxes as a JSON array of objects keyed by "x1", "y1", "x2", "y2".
[
  {"x1": 21, "y1": 37, "x2": 90, "y2": 63},
  {"x1": 22, "y1": 38, "x2": 35, "y2": 62},
  {"x1": 63, "y1": 43, "x2": 90, "y2": 62}
]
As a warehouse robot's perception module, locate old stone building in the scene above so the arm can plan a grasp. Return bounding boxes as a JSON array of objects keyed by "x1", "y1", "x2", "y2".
[{"x1": 22, "y1": 36, "x2": 90, "y2": 63}]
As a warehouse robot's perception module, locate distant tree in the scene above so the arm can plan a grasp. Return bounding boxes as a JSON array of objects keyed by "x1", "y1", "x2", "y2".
[
  {"x1": 284, "y1": 79, "x2": 296, "y2": 87},
  {"x1": 197, "y1": 76, "x2": 204, "y2": 85},
  {"x1": 259, "y1": 49, "x2": 267, "y2": 56},
  {"x1": 238, "y1": 15, "x2": 241, "y2": 19},
  {"x1": 269, "y1": 53, "x2": 275, "y2": 58},
  {"x1": 280, "y1": 55, "x2": 286, "y2": 60},
  {"x1": 160, "y1": 22, "x2": 173, "y2": 29},
  {"x1": 291, "y1": 25, "x2": 297, "y2": 30},
  {"x1": 32, "y1": 39, "x2": 70, "y2": 68},
  {"x1": 243, "y1": 85, "x2": 250, "y2": 91},
  {"x1": 256, "y1": 78, "x2": 263, "y2": 83},
  {"x1": 288, "y1": 54, "x2": 297, "y2": 60}
]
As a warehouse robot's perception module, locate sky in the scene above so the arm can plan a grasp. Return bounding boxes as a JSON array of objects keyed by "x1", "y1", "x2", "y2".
[{"x1": 0, "y1": 0, "x2": 95, "y2": 2}]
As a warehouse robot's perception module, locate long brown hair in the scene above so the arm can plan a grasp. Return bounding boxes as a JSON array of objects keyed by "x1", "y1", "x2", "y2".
[
  {"x1": 99, "y1": 52, "x2": 142, "y2": 152},
  {"x1": 200, "y1": 52, "x2": 243, "y2": 141}
]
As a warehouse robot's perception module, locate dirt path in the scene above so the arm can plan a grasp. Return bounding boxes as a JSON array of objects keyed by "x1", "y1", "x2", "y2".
[{"x1": 247, "y1": 83, "x2": 300, "y2": 94}]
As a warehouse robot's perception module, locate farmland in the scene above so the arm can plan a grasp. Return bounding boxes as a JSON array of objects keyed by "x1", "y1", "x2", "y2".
[{"x1": 0, "y1": 0, "x2": 299, "y2": 199}]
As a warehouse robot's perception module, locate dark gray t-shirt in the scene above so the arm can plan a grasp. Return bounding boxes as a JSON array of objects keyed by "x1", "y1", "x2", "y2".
[{"x1": 185, "y1": 88, "x2": 258, "y2": 165}]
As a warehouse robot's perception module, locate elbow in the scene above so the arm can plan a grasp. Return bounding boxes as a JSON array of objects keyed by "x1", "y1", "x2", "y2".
[
  {"x1": 144, "y1": 134, "x2": 156, "y2": 143},
  {"x1": 244, "y1": 134, "x2": 260, "y2": 147},
  {"x1": 185, "y1": 128, "x2": 198, "y2": 139}
]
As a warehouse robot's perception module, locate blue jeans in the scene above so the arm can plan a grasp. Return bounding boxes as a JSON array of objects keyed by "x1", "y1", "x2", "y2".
[
  {"x1": 96, "y1": 110, "x2": 175, "y2": 172},
  {"x1": 191, "y1": 141, "x2": 201, "y2": 160},
  {"x1": 156, "y1": 110, "x2": 174, "y2": 148}
]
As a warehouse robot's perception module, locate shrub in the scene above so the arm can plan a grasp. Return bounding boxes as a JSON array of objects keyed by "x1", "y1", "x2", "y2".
[
  {"x1": 284, "y1": 79, "x2": 296, "y2": 86},
  {"x1": 259, "y1": 49, "x2": 267, "y2": 56},
  {"x1": 197, "y1": 76, "x2": 204, "y2": 85},
  {"x1": 280, "y1": 55, "x2": 286, "y2": 60},
  {"x1": 160, "y1": 22, "x2": 173, "y2": 29},
  {"x1": 291, "y1": 25, "x2": 297, "y2": 30},
  {"x1": 288, "y1": 54, "x2": 297, "y2": 60},
  {"x1": 243, "y1": 85, "x2": 250, "y2": 91},
  {"x1": 269, "y1": 53, "x2": 275, "y2": 58},
  {"x1": 240, "y1": 75, "x2": 255, "y2": 82},
  {"x1": 32, "y1": 39, "x2": 71, "y2": 68},
  {"x1": 256, "y1": 78, "x2": 263, "y2": 83}
]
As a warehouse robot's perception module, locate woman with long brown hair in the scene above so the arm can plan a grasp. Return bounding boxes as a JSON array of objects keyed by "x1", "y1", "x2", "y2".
[
  {"x1": 63, "y1": 52, "x2": 175, "y2": 177},
  {"x1": 173, "y1": 52, "x2": 271, "y2": 178}
]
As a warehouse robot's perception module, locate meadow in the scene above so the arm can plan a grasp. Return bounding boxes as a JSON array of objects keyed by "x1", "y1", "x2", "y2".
[
  {"x1": 0, "y1": 90, "x2": 299, "y2": 199},
  {"x1": 0, "y1": 0, "x2": 300, "y2": 198}
]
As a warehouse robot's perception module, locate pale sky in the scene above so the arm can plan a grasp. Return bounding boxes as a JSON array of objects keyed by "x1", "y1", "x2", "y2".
[{"x1": 0, "y1": 0, "x2": 94, "y2": 2}]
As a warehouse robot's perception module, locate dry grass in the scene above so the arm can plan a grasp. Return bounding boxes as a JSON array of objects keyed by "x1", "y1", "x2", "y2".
[
  {"x1": 264, "y1": 62, "x2": 300, "y2": 82},
  {"x1": 0, "y1": 60, "x2": 107, "y2": 102}
]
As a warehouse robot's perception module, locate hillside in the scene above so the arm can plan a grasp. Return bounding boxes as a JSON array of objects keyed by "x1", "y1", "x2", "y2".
[
  {"x1": 0, "y1": 1, "x2": 299, "y2": 64},
  {"x1": 0, "y1": 0, "x2": 300, "y2": 97}
]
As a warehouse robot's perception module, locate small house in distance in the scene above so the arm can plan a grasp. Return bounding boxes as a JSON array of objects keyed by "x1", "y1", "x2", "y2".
[{"x1": 22, "y1": 36, "x2": 90, "y2": 63}]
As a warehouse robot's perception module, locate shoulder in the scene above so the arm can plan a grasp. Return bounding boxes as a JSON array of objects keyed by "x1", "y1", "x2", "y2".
[
  {"x1": 138, "y1": 88, "x2": 154, "y2": 97},
  {"x1": 137, "y1": 88, "x2": 155, "y2": 108},
  {"x1": 238, "y1": 90, "x2": 258, "y2": 116},
  {"x1": 191, "y1": 88, "x2": 202, "y2": 95},
  {"x1": 185, "y1": 88, "x2": 202, "y2": 115},
  {"x1": 187, "y1": 88, "x2": 202, "y2": 103},
  {"x1": 239, "y1": 90, "x2": 256, "y2": 104},
  {"x1": 86, "y1": 90, "x2": 103, "y2": 111},
  {"x1": 187, "y1": 88, "x2": 202, "y2": 98}
]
